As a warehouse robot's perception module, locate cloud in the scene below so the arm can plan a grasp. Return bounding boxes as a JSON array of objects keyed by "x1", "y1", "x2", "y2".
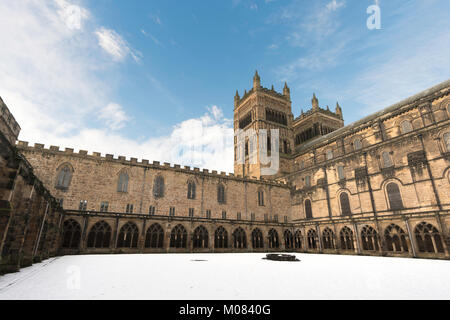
[
  {"x1": 326, "y1": 0, "x2": 345, "y2": 12},
  {"x1": 95, "y1": 27, "x2": 142, "y2": 62},
  {"x1": 98, "y1": 103, "x2": 131, "y2": 130}
]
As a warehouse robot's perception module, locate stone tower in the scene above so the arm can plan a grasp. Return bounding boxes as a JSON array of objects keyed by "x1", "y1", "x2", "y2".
[{"x1": 233, "y1": 71, "x2": 294, "y2": 179}]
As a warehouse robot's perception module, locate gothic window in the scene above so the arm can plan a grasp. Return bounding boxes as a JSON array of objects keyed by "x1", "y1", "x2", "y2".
[
  {"x1": 340, "y1": 192, "x2": 352, "y2": 216},
  {"x1": 56, "y1": 165, "x2": 72, "y2": 189},
  {"x1": 414, "y1": 222, "x2": 444, "y2": 253},
  {"x1": 322, "y1": 228, "x2": 335, "y2": 249},
  {"x1": 386, "y1": 182, "x2": 403, "y2": 211},
  {"x1": 444, "y1": 132, "x2": 450, "y2": 152},
  {"x1": 251, "y1": 228, "x2": 264, "y2": 249},
  {"x1": 87, "y1": 221, "x2": 111, "y2": 248},
  {"x1": 217, "y1": 184, "x2": 226, "y2": 204},
  {"x1": 294, "y1": 230, "x2": 302, "y2": 249},
  {"x1": 117, "y1": 222, "x2": 139, "y2": 248},
  {"x1": 382, "y1": 151, "x2": 393, "y2": 168},
  {"x1": 232, "y1": 227, "x2": 247, "y2": 249},
  {"x1": 153, "y1": 176, "x2": 165, "y2": 198},
  {"x1": 79, "y1": 200, "x2": 87, "y2": 211},
  {"x1": 268, "y1": 229, "x2": 279, "y2": 249},
  {"x1": 100, "y1": 202, "x2": 109, "y2": 212},
  {"x1": 305, "y1": 175, "x2": 311, "y2": 187},
  {"x1": 117, "y1": 172, "x2": 129, "y2": 193},
  {"x1": 170, "y1": 224, "x2": 187, "y2": 248},
  {"x1": 337, "y1": 165, "x2": 345, "y2": 180},
  {"x1": 187, "y1": 181, "x2": 196, "y2": 199},
  {"x1": 361, "y1": 225, "x2": 379, "y2": 251},
  {"x1": 384, "y1": 224, "x2": 408, "y2": 252},
  {"x1": 326, "y1": 149, "x2": 333, "y2": 160},
  {"x1": 214, "y1": 226, "x2": 228, "y2": 248},
  {"x1": 305, "y1": 199, "x2": 313, "y2": 219},
  {"x1": 400, "y1": 120, "x2": 413, "y2": 134},
  {"x1": 353, "y1": 139, "x2": 362, "y2": 151},
  {"x1": 193, "y1": 226, "x2": 209, "y2": 249},
  {"x1": 258, "y1": 189, "x2": 264, "y2": 206},
  {"x1": 340, "y1": 227, "x2": 354, "y2": 250},
  {"x1": 61, "y1": 219, "x2": 81, "y2": 249},
  {"x1": 284, "y1": 230, "x2": 293, "y2": 249},
  {"x1": 307, "y1": 229, "x2": 318, "y2": 249},
  {"x1": 145, "y1": 223, "x2": 164, "y2": 248}
]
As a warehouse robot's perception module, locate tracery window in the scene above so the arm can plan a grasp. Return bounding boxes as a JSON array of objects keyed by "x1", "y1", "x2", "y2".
[
  {"x1": 214, "y1": 226, "x2": 228, "y2": 248},
  {"x1": 307, "y1": 229, "x2": 318, "y2": 249},
  {"x1": 384, "y1": 224, "x2": 408, "y2": 252},
  {"x1": 87, "y1": 221, "x2": 112, "y2": 248},
  {"x1": 193, "y1": 226, "x2": 209, "y2": 249},
  {"x1": 145, "y1": 223, "x2": 164, "y2": 248},
  {"x1": 283, "y1": 229, "x2": 293, "y2": 249},
  {"x1": 340, "y1": 227, "x2": 354, "y2": 250},
  {"x1": 170, "y1": 224, "x2": 187, "y2": 248},
  {"x1": 268, "y1": 229, "x2": 279, "y2": 249},
  {"x1": 400, "y1": 120, "x2": 413, "y2": 134},
  {"x1": 414, "y1": 222, "x2": 444, "y2": 253},
  {"x1": 61, "y1": 219, "x2": 81, "y2": 249},
  {"x1": 117, "y1": 222, "x2": 139, "y2": 248},
  {"x1": 361, "y1": 225, "x2": 379, "y2": 251},
  {"x1": 322, "y1": 228, "x2": 335, "y2": 249},
  {"x1": 294, "y1": 230, "x2": 302, "y2": 249},
  {"x1": 56, "y1": 165, "x2": 72, "y2": 189},
  {"x1": 251, "y1": 228, "x2": 264, "y2": 249},
  {"x1": 232, "y1": 227, "x2": 247, "y2": 249}
]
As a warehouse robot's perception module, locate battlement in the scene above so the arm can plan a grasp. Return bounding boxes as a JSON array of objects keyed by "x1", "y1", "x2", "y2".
[
  {"x1": 0, "y1": 97, "x2": 21, "y2": 146},
  {"x1": 16, "y1": 141, "x2": 290, "y2": 188}
]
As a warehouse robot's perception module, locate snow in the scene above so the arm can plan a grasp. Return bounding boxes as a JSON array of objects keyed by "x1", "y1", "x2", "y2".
[{"x1": 0, "y1": 253, "x2": 449, "y2": 300}]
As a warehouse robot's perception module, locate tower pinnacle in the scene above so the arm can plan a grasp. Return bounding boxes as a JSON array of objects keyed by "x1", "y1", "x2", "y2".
[
  {"x1": 253, "y1": 70, "x2": 261, "y2": 90},
  {"x1": 312, "y1": 93, "x2": 319, "y2": 110}
]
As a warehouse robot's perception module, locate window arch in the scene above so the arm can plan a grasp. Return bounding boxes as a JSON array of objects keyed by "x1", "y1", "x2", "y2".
[
  {"x1": 145, "y1": 223, "x2": 164, "y2": 248},
  {"x1": 217, "y1": 184, "x2": 226, "y2": 204},
  {"x1": 386, "y1": 182, "x2": 403, "y2": 211},
  {"x1": 187, "y1": 180, "x2": 196, "y2": 199},
  {"x1": 307, "y1": 229, "x2": 318, "y2": 249},
  {"x1": 257, "y1": 188, "x2": 264, "y2": 206},
  {"x1": 214, "y1": 226, "x2": 228, "y2": 249},
  {"x1": 340, "y1": 192, "x2": 351, "y2": 216},
  {"x1": 232, "y1": 227, "x2": 247, "y2": 249},
  {"x1": 268, "y1": 229, "x2": 279, "y2": 249},
  {"x1": 87, "y1": 221, "x2": 112, "y2": 248},
  {"x1": 61, "y1": 219, "x2": 81, "y2": 249},
  {"x1": 414, "y1": 222, "x2": 444, "y2": 253},
  {"x1": 304, "y1": 199, "x2": 313, "y2": 219},
  {"x1": 384, "y1": 224, "x2": 408, "y2": 252},
  {"x1": 353, "y1": 138, "x2": 362, "y2": 150},
  {"x1": 283, "y1": 230, "x2": 293, "y2": 249},
  {"x1": 153, "y1": 176, "x2": 165, "y2": 198},
  {"x1": 382, "y1": 151, "x2": 393, "y2": 168},
  {"x1": 251, "y1": 228, "x2": 264, "y2": 249},
  {"x1": 361, "y1": 225, "x2": 379, "y2": 251},
  {"x1": 117, "y1": 222, "x2": 139, "y2": 248},
  {"x1": 322, "y1": 228, "x2": 335, "y2": 249},
  {"x1": 400, "y1": 120, "x2": 413, "y2": 134},
  {"x1": 340, "y1": 227, "x2": 354, "y2": 250},
  {"x1": 193, "y1": 226, "x2": 209, "y2": 249},
  {"x1": 117, "y1": 172, "x2": 129, "y2": 193},
  {"x1": 56, "y1": 165, "x2": 73, "y2": 189},
  {"x1": 170, "y1": 224, "x2": 187, "y2": 248},
  {"x1": 294, "y1": 230, "x2": 302, "y2": 249},
  {"x1": 444, "y1": 132, "x2": 450, "y2": 152}
]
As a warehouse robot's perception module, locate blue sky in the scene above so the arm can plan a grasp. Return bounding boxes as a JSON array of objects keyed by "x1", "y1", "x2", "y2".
[{"x1": 0, "y1": 0, "x2": 449, "y2": 172}]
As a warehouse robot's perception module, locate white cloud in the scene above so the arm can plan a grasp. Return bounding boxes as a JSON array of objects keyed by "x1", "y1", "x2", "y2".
[
  {"x1": 326, "y1": 0, "x2": 345, "y2": 12},
  {"x1": 95, "y1": 27, "x2": 141, "y2": 62},
  {"x1": 98, "y1": 103, "x2": 131, "y2": 130}
]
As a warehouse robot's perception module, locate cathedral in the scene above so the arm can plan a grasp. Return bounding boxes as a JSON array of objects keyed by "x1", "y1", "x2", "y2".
[{"x1": 1, "y1": 73, "x2": 449, "y2": 274}]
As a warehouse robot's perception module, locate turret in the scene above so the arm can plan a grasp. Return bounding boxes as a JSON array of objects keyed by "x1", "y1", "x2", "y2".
[
  {"x1": 335, "y1": 101, "x2": 343, "y2": 119},
  {"x1": 253, "y1": 70, "x2": 261, "y2": 90},
  {"x1": 283, "y1": 82, "x2": 290, "y2": 100},
  {"x1": 312, "y1": 93, "x2": 319, "y2": 110},
  {"x1": 234, "y1": 90, "x2": 240, "y2": 108}
]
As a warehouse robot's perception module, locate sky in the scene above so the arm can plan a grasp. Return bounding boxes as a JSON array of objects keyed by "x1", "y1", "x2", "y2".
[{"x1": 0, "y1": 0, "x2": 449, "y2": 173}]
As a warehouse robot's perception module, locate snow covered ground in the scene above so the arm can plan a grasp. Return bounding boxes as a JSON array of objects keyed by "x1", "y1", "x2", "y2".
[{"x1": 0, "y1": 253, "x2": 449, "y2": 300}]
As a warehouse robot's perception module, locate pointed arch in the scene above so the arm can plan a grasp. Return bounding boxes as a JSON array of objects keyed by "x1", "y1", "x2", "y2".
[
  {"x1": 193, "y1": 225, "x2": 209, "y2": 249},
  {"x1": 61, "y1": 219, "x2": 81, "y2": 249},
  {"x1": 145, "y1": 223, "x2": 164, "y2": 248},
  {"x1": 361, "y1": 225, "x2": 379, "y2": 251},
  {"x1": 251, "y1": 228, "x2": 264, "y2": 249},
  {"x1": 307, "y1": 229, "x2": 318, "y2": 249},
  {"x1": 294, "y1": 230, "x2": 302, "y2": 249},
  {"x1": 384, "y1": 224, "x2": 408, "y2": 252},
  {"x1": 232, "y1": 227, "x2": 247, "y2": 249},
  {"x1": 55, "y1": 163, "x2": 74, "y2": 189},
  {"x1": 414, "y1": 222, "x2": 444, "y2": 253},
  {"x1": 170, "y1": 224, "x2": 187, "y2": 248},
  {"x1": 268, "y1": 228, "x2": 279, "y2": 249},
  {"x1": 117, "y1": 222, "x2": 139, "y2": 248},
  {"x1": 214, "y1": 226, "x2": 228, "y2": 249},
  {"x1": 386, "y1": 182, "x2": 404, "y2": 211},
  {"x1": 87, "y1": 221, "x2": 112, "y2": 248},
  {"x1": 322, "y1": 227, "x2": 335, "y2": 249},
  {"x1": 339, "y1": 192, "x2": 352, "y2": 216},
  {"x1": 340, "y1": 226, "x2": 354, "y2": 250}
]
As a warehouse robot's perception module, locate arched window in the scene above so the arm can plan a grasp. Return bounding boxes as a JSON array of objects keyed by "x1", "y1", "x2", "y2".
[
  {"x1": 251, "y1": 228, "x2": 264, "y2": 249},
  {"x1": 214, "y1": 226, "x2": 228, "y2": 248},
  {"x1": 153, "y1": 176, "x2": 165, "y2": 198},
  {"x1": 384, "y1": 224, "x2": 408, "y2": 252},
  {"x1": 232, "y1": 227, "x2": 247, "y2": 249},
  {"x1": 170, "y1": 224, "x2": 187, "y2": 248},
  {"x1": 382, "y1": 151, "x2": 393, "y2": 168},
  {"x1": 340, "y1": 227, "x2": 354, "y2": 250},
  {"x1": 400, "y1": 120, "x2": 413, "y2": 134},
  {"x1": 307, "y1": 229, "x2": 318, "y2": 249},
  {"x1": 145, "y1": 223, "x2": 164, "y2": 248},
  {"x1": 414, "y1": 222, "x2": 444, "y2": 253},
  {"x1": 361, "y1": 225, "x2": 379, "y2": 251},
  {"x1": 117, "y1": 172, "x2": 129, "y2": 193},
  {"x1": 87, "y1": 221, "x2": 112, "y2": 248},
  {"x1": 305, "y1": 199, "x2": 313, "y2": 219},
  {"x1": 193, "y1": 226, "x2": 209, "y2": 249},
  {"x1": 258, "y1": 189, "x2": 264, "y2": 206},
  {"x1": 386, "y1": 182, "x2": 403, "y2": 211},
  {"x1": 322, "y1": 228, "x2": 335, "y2": 249},
  {"x1": 353, "y1": 139, "x2": 362, "y2": 150},
  {"x1": 444, "y1": 132, "x2": 450, "y2": 152},
  {"x1": 61, "y1": 219, "x2": 81, "y2": 249},
  {"x1": 340, "y1": 192, "x2": 351, "y2": 216},
  {"x1": 268, "y1": 229, "x2": 279, "y2": 249},
  {"x1": 187, "y1": 181, "x2": 196, "y2": 199},
  {"x1": 217, "y1": 184, "x2": 226, "y2": 204},
  {"x1": 56, "y1": 165, "x2": 72, "y2": 189},
  {"x1": 283, "y1": 230, "x2": 293, "y2": 249},
  {"x1": 294, "y1": 230, "x2": 302, "y2": 249},
  {"x1": 117, "y1": 222, "x2": 139, "y2": 248}
]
